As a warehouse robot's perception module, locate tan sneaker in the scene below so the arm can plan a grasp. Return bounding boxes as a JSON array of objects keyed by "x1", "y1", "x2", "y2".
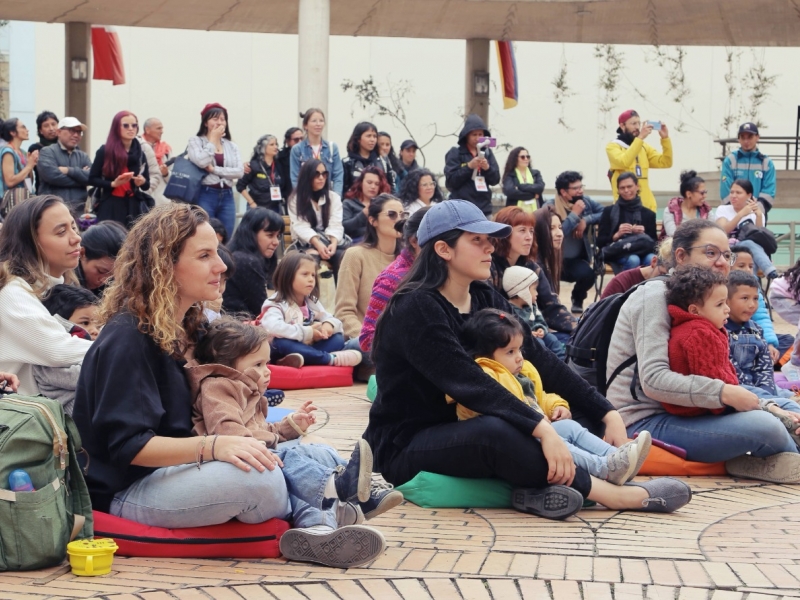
[
  {"x1": 331, "y1": 350, "x2": 363, "y2": 367},
  {"x1": 725, "y1": 452, "x2": 800, "y2": 484},
  {"x1": 276, "y1": 353, "x2": 304, "y2": 368}
]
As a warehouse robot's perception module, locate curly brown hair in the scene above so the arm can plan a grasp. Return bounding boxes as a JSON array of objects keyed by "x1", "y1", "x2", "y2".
[
  {"x1": 99, "y1": 203, "x2": 210, "y2": 357},
  {"x1": 665, "y1": 265, "x2": 727, "y2": 311}
]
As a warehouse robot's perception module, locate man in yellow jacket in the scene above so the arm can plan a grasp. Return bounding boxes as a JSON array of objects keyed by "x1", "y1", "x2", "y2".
[{"x1": 606, "y1": 109, "x2": 673, "y2": 212}]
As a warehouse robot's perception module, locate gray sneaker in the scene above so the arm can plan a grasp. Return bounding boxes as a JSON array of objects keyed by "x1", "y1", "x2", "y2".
[
  {"x1": 605, "y1": 441, "x2": 640, "y2": 485},
  {"x1": 279, "y1": 525, "x2": 386, "y2": 568},
  {"x1": 336, "y1": 501, "x2": 365, "y2": 526},
  {"x1": 628, "y1": 431, "x2": 652, "y2": 483},
  {"x1": 725, "y1": 452, "x2": 800, "y2": 484},
  {"x1": 771, "y1": 412, "x2": 800, "y2": 446},
  {"x1": 625, "y1": 477, "x2": 692, "y2": 513}
]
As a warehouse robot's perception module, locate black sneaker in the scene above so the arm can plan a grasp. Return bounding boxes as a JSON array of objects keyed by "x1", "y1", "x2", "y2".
[
  {"x1": 334, "y1": 439, "x2": 372, "y2": 503},
  {"x1": 361, "y1": 480, "x2": 404, "y2": 520},
  {"x1": 511, "y1": 485, "x2": 584, "y2": 520},
  {"x1": 570, "y1": 302, "x2": 584, "y2": 314},
  {"x1": 279, "y1": 524, "x2": 386, "y2": 568}
]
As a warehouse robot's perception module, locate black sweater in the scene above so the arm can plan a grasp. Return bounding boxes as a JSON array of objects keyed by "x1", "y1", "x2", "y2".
[
  {"x1": 222, "y1": 251, "x2": 273, "y2": 319},
  {"x1": 363, "y1": 282, "x2": 614, "y2": 480},
  {"x1": 73, "y1": 312, "x2": 193, "y2": 513}
]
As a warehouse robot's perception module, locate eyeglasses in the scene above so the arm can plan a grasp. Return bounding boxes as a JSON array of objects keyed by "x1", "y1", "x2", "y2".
[
  {"x1": 65, "y1": 129, "x2": 83, "y2": 136},
  {"x1": 121, "y1": 123, "x2": 139, "y2": 130},
  {"x1": 419, "y1": 182, "x2": 437, "y2": 188},
  {"x1": 687, "y1": 244, "x2": 736, "y2": 265},
  {"x1": 383, "y1": 210, "x2": 410, "y2": 221},
  {"x1": 518, "y1": 155, "x2": 531, "y2": 159},
  {"x1": 568, "y1": 185, "x2": 584, "y2": 191},
  {"x1": 313, "y1": 171, "x2": 329, "y2": 179}
]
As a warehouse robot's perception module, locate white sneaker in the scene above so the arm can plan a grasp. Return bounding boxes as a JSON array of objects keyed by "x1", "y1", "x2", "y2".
[
  {"x1": 331, "y1": 350, "x2": 363, "y2": 367},
  {"x1": 605, "y1": 442, "x2": 640, "y2": 485}
]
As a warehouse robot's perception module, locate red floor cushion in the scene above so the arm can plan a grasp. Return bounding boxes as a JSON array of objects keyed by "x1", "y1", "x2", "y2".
[
  {"x1": 637, "y1": 444, "x2": 727, "y2": 476},
  {"x1": 268, "y1": 365, "x2": 353, "y2": 390},
  {"x1": 92, "y1": 511, "x2": 289, "y2": 558}
]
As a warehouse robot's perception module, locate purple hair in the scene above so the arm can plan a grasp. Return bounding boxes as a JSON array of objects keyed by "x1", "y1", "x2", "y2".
[{"x1": 102, "y1": 110, "x2": 137, "y2": 179}]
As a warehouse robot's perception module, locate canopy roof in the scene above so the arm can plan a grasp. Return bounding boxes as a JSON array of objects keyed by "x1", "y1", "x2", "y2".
[{"x1": 4, "y1": 0, "x2": 799, "y2": 46}]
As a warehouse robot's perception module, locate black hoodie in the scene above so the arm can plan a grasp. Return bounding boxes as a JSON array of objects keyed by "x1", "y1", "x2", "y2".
[
  {"x1": 443, "y1": 115, "x2": 500, "y2": 216},
  {"x1": 342, "y1": 150, "x2": 385, "y2": 194}
]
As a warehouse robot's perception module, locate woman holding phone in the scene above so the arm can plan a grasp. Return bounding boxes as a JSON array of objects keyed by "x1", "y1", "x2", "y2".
[{"x1": 89, "y1": 111, "x2": 151, "y2": 228}]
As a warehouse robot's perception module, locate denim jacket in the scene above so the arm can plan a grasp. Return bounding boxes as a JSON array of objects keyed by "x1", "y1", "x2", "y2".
[
  {"x1": 289, "y1": 139, "x2": 344, "y2": 197},
  {"x1": 725, "y1": 319, "x2": 777, "y2": 395}
]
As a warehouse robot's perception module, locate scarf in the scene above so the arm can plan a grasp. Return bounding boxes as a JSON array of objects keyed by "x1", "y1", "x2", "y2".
[
  {"x1": 553, "y1": 195, "x2": 573, "y2": 221},
  {"x1": 616, "y1": 128, "x2": 636, "y2": 147},
  {"x1": 515, "y1": 168, "x2": 531, "y2": 184}
]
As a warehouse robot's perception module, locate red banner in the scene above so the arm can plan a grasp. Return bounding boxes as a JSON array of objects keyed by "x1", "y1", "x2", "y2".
[{"x1": 92, "y1": 26, "x2": 126, "y2": 86}]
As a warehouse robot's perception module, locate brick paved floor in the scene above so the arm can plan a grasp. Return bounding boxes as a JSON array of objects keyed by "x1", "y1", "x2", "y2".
[{"x1": 3, "y1": 283, "x2": 799, "y2": 599}]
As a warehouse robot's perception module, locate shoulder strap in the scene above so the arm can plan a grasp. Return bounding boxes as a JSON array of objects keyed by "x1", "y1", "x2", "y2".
[{"x1": 64, "y1": 416, "x2": 94, "y2": 540}]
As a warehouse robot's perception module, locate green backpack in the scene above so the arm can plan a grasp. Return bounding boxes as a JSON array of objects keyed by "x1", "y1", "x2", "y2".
[{"x1": 0, "y1": 394, "x2": 94, "y2": 571}]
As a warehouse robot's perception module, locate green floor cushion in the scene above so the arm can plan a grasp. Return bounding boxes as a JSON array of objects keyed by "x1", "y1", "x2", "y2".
[
  {"x1": 366, "y1": 374, "x2": 378, "y2": 402},
  {"x1": 396, "y1": 471, "x2": 513, "y2": 508}
]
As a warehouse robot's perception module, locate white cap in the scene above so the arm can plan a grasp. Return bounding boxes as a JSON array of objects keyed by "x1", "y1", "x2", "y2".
[
  {"x1": 58, "y1": 117, "x2": 87, "y2": 130},
  {"x1": 502, "y1": 266, "x2": 538, "y2": 307}
]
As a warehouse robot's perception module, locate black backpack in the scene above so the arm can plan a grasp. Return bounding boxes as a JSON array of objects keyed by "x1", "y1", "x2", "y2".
[{"x1": 565, "y1": 277, "x2": 666, "y2": 396}]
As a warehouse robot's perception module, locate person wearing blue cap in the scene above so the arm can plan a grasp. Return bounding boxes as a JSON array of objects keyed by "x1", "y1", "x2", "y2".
[{"x1": 363, "y1": 200, "x2": 693, "y2": 520}]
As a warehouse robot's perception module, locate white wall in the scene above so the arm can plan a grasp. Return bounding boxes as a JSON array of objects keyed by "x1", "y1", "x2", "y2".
[{"x1": 25, "y1": 22, "x2": 800, "y2": 195}]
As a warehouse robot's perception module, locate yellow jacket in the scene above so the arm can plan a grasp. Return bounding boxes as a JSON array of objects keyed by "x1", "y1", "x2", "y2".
[
  {"x1": 606, "y1": 136, "x2": 673, "y2": 212},
  {"x1": 448, "y1": 357, "x2": 570, "y2": 421}
]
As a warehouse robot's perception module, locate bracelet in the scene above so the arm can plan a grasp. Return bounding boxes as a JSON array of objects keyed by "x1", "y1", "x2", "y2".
[
  {"x1": 196, "y1": 435, "x2": 207, "y2": 470},
  {"x1": 211, "y1": 435, "x2": 219, "y2": 461}
]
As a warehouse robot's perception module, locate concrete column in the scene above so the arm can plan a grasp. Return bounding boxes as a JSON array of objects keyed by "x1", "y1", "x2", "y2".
[
  {"x1": 65, "y1": 22, "x2": 91, "y2": 152},
  {"x1": 465, "y1": 39, "x2": 490, "y2": 126},
  {"x1": 298, "y1": 0, "x2": 329, "y2": 123}
]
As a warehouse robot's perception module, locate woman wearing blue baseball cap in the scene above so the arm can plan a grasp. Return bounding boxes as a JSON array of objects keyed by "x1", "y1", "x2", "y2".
[{"x1": 363, "y1": 200, "x2": 692, "y2": 519}]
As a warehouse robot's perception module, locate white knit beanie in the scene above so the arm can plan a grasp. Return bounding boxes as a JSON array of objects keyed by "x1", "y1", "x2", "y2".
[{"x1": 502, "y1": 266, "x2": 538, "y2": 308}]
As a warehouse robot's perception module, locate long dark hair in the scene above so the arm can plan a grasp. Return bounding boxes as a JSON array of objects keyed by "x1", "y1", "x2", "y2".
[
  {"x1": 378, "y1": 131, "x2": 402, "y2": 173},
  {"x1": 271, "y1": 251, "x2": 319, "y2": 304},
  {"x1": 290, "y1": 159, "x2": 332, "y2": 231},
  {"x1": 783, "y1": 257, "x2": 800, "y2": 300},
  {"x1": 102, "y1": 111, "x2": 138, "y2": 178},
  {"x1": 228, "y1": 207, "x2": 284, "y2": 274},
  {"x1": 372, "y1": 228, "x2": 463, "y2": 355},
  {"x1": 196, "y1": 106, "x2": 232, "y2": 140},
  {"x1": 347, "y1": 122, "x2": 378, "y2": 155},
  {"x1": 362, "y1": 194, "x2": 402, "y2": 256},
  {"x1": 731, "y1": 178, "x2": 754, "y2": 197},
  {"x1": 345, "y1": 165, "x2": 391, "y2": 200},
  {"x1": 533, "y1": 206, "x2": 561, "y2": 293},
  {"x1": 398, "y1": 168, "x2": 444, "y2": 207},
  {"x1": 81, "y1": 221, "x2": 127, "y2": 260},
  {"x1": 502, "y1": 146, "x2": 530, "y2": 180}
]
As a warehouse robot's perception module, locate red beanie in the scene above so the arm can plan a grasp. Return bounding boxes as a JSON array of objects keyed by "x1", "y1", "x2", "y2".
[
  {"x1": 618, "y1": 109, "x2": 639, "y2": 125},
  {"x1": 201, "y1": 103, "x2": 226, "y2": 116}
]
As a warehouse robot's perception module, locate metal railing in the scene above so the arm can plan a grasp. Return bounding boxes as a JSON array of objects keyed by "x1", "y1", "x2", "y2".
[{"x1": 714, "y1": 136, "x2": 800, "y2": 171}]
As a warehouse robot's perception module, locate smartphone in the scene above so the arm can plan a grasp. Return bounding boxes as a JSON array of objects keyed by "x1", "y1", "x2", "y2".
[
  {"x1": 477, "y1": 137, "x2": 497, "y2": 148},
  {"x1": 646, "y1": 120, "x2": 662, "y2": 131}
]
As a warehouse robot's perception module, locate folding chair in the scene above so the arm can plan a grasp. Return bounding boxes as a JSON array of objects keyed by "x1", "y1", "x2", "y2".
[{"x1": 587, "y1": 223, "x2": 606, "y2": 301}]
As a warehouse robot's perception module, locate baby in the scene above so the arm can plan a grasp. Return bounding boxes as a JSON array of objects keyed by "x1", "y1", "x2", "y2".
[{"x1": 451, "y1": 308, "x2": 651, "y2": 485}]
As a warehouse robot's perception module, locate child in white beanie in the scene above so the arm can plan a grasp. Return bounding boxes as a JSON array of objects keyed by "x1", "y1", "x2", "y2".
[{"x1": 503, "y1": 265, "x2": 565, "y2": 360}]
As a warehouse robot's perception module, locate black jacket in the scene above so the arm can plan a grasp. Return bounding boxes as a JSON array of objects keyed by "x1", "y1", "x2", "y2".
[
  {"x1": 236, "y1": 158, "x2": 283, "y2": 207},
  {"x1": 342, "y1": 197, "x2": 368, "y2": 240},
  {"x1": 596, "y1": 198, "x2": 658, "y2": 249},
  {"x1": 221, "y1": 251, "x2": 274, "y2": 319},
  {"x1": 363, "y1": 282, "x2": 613, "y2": 483},
  {"x1": 88, "y1": 139, "x2": 151, "y2": 228},
  {"x1": 444, "y1": 115, "x2": 500, "y2": 215},
  {"x1": 73, "y1": 312, "x2": 193, "y2": 513},
  {"x1": 342, "y1": 150, "x2": 386, "y2": 194},
  {"x1": 502, "y1": 168, "x2": 545, "y2": 207},
  {"x1": 276, "y1": 147, "x2": 293, "y2": 199}
]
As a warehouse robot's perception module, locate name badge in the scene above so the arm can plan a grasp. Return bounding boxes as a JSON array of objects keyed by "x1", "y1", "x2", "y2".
[
  {"x1": 270, "y1": 186, "x2": 282, "y2": 201},
  {"x1": 474, "y1": 176, "x2": 488, "y2": 192},
  {"x1": 634, "y1": 165, "x2": 642, "y2": 177}
]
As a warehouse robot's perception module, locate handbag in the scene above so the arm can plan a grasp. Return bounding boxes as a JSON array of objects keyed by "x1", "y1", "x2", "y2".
[
  {"x1": 287, "y1": 231, "x2": 352, "y2": 254},
  {"x1": 737, "y1": 220, "x2": 778, "y2": 255},
  {"x1": 602, "y1": 233, "x2": 655, "y2": 261},
  {"x1": 163, "y1": 152, "x2": 206, "y2": 204}
]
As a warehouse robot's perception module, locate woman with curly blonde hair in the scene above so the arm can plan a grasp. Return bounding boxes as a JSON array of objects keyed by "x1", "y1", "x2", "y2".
[{"x1": 72, "y1": 203, "x2": 291, "y2": 528}]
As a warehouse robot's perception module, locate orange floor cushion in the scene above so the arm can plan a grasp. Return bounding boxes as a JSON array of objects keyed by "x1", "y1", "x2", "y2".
[
  {"x1": 268, "y1": 365, "x2": 353, "y2": 390},
  {"x1": 637, "y1": 443, "x2": 727, "y2": 476}
]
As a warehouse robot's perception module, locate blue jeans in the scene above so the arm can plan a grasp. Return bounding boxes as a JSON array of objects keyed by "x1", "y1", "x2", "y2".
[
  {"x1": 535, "y1": 332, "x2": 566, "y2": 360},
  {"x1": 551, "y1": 419, "x2": 615, "y2": 479},
  {"x1": 735, "y1": 240, "x2": 776, "y2": 277},
  {"x1": 627, "y1": 398, "x2": 800, "y2": 463},
  {"x1": 271, "y1": 333, "x2": 345, "y2": 366},
  {"x1": 197, "y1": 185, "x2": 236, "y2": 238},
  {"x1": 613, "y1": 253, "x2": 656, "y2": 275}
]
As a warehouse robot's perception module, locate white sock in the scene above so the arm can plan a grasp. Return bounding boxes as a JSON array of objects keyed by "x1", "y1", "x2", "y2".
[{"x1": 323, "y1": 474, "x2": 337, "y2": 498}]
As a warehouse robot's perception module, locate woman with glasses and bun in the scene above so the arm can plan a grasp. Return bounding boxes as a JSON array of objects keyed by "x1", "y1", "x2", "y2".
[
  {"x1": 287, "y1": 159, "x2": 345, "y2": 274},
  {"x1": 187, "y1": 103, "x2": 244, "y2": 238},
  {"x1": 502, "y1": 146, "x2": 545, "y2": 209},
  {"x1": 660, "y1": 170, "x2": 711, "y2": 240},
  {"x1": 608, "y1": 219, "x2": 800, "y2": 482},
  {"x1": 89, "y1": 110, "x2": 151, "y2": 228}
]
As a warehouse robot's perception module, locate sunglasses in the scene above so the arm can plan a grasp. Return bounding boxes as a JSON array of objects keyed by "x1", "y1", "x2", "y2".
[
  {"x1": 314, "y1": 171, "x2": 329, "y2": 179},
  {"x1": 121, "y1": 123, "x2": 139, "y2": 130},
  {"x1": 383, "y1": 210, "x2": 410, "y2": 221},
  {"x1": 291, "y1": 136, "x2": 304, "y2": 143},
  {"x1": 519, "y1": 154, "x2": 531, "y2": 159}
]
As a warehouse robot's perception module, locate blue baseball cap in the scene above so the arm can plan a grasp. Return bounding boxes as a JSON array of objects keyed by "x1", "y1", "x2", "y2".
[{"x1": 416, "y1": 200, "x2": 511, "y2": 247}]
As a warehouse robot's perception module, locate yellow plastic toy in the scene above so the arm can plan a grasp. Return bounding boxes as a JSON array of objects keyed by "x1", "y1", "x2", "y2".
[{"x1": 66, "y1": 538, "x2": 118, "y2": 576}]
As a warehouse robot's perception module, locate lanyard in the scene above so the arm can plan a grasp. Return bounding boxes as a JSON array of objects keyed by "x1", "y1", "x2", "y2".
[
  {"x1": 261, "y1": 161, "x2": 276, "y2": 185},
  {"x1": 311, "y1": 144, "x2": 322, "y2": 160}
]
